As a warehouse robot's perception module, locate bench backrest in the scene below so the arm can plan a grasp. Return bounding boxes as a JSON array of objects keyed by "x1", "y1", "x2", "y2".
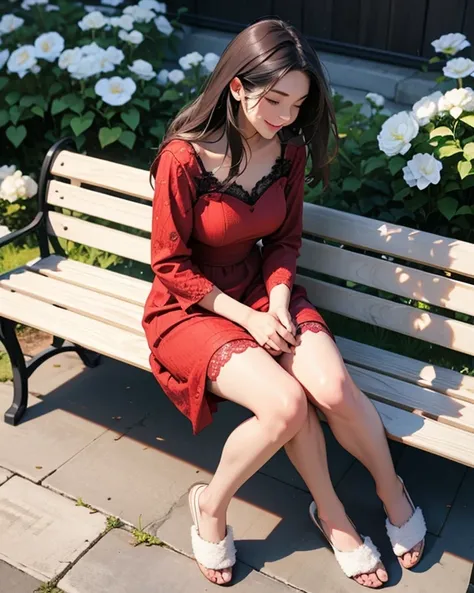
[{"x1": 46, "y1": 150, "x2": 474, "y2": 359}]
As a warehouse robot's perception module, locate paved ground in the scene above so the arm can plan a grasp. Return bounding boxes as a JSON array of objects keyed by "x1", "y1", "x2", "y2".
[{"x1": 0, "y1": 353, "x2": 473, "y2": 593}]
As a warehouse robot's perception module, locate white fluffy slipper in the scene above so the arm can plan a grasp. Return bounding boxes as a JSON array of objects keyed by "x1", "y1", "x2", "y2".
[
  {"x1": 188, "y1": 483, "x2": 236, "y2": 573},
  {"x1": 309, "y1": 502, "x2": 383, "y2": 580},
  {"x1": 385, "y1": 476, "x2": 426, "y2": 561}
]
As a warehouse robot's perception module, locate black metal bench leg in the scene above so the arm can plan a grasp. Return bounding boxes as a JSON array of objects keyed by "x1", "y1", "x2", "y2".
[
  {"x1": 75, "y1": 346, "x2": 101, "y2": 368},
  {"x1": 0, "y1": 318, "x2": 28, "y2": 426}
]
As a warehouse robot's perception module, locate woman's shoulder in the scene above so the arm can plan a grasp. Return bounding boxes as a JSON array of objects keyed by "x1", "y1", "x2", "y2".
[{"x1": 159, "y1": 138, "x2": 202, "y2": 175}]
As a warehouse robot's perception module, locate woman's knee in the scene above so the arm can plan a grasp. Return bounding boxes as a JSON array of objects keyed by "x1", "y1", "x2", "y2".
[
  {"x1": 261, "y1": 378, "x2": 307, "y2": 441},
  {"x1": 311, "y1": 368, "x2": 360, "y2": 417}
]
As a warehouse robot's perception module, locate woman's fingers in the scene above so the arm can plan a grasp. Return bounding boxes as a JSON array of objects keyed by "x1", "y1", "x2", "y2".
[{"x1": 276, "y1": 325, "x2": 297, "y2": 347}]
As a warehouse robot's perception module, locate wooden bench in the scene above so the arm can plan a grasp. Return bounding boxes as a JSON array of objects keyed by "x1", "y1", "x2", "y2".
[{"x1": 1, "y1": 137, "x2": 474, "y2": 467}]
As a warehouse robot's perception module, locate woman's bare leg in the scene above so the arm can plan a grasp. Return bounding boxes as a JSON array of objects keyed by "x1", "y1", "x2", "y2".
[
  {"x1": 280, "y1": 331, "x2": 422, "y2": 571},
  {"x1": 196, "y1": 345, "x2": 308, "y2": 584}
]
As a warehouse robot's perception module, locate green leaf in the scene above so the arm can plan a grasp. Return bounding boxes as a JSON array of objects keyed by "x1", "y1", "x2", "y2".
[
  {"x1": 9, "y1": 105, "x2": 23, "y2": 125},
  {"x1": 461, "y1": 115, "x2": 474, "y2": 128},
  {"x1": 438, "y1": 143, "x2": 463, "y2": 158},
  {"x1": 445, "y1": 180, "x2": 461, "y2": 193},
  {"x1": 19, "y1": 95, "x2": 36, "y2": 108},
  {"x1": 144, "y1": 86, "x2": 161, "y2": 98},
  {"x1": 98, "y1": 126, "x2": 122, "y2": 148},
  {"x1": 121, "y1": 108, "x2": 140, "y2": 131},
  {"x1": 438, "y1": 196, "x2": 459, "y2": 221},
  {"x1": 5, "y1": 92, "x2": 21, "y2": 106},
  {"x1": 51, "y1": 97, "x2": 69, "y2": 115},
  {"x1": 455, "y1": 206, "x2": 473, "y2": 216},
  {"x1": 150, "y1": 121, "x2": 166, "y2": 139},
  {"x1": 457, "y1": 160, "x2": 472, "y2": 180},
  {"x1": 393, "y1": 187, "x2": 412, "y2": 201},
  {"x1": 84, "y1": 88, "x2": 96, "y2": 99},
  {"x1": 405, "y1": 194, "x2": 429, "y2": 212},
  {"x1": 0, "y1": 109, "x2": 9, "y2": 128},
  {"x1": 118, "y1": 130, "x2": 136, "y2": 149},
  {"x1": 0, "y1": 77, "x2": 8, "y2": 91},
  {"x1": 69, "y1": 97, "x2": 85, "y2": 115},
  {"x1": 463, "y1": 142, "x2": 474, "y2": 161},
  {"x1": 132, "y1": 98, "x2": 150, "y2": 111},
  {"x1": 388, "y1": 156, "x2": 406, "y2": 176},
  {"x1": 429, "y1": 126, "x2": 453, "y2": 139},
  {"x1": 160, "y1": 89, "x2": 181, "y2": 103},
  {"x1": 363, "y1": 156, "x2": 386, "y2": 175},
  {"x1": 342, "y1": 177, "x2": 362, "y2": 192},
  {"x1": 70, "y1": 112, "x2": 95, "y2": 136},
  {"x1": 428, "y1": 56, "x2": 441, "y2": 64},
  {"x1": 48, "y1": 82, "x2": 63, "y2": 98},
  {"x1": 6, "y1": 125, "x2": 27, "y2": 148},
  {"x1": 31, "y1": 106, "x2": 45, "y2": 118}
]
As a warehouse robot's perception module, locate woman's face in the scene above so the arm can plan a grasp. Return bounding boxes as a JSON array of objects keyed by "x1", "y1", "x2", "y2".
[{"x1": 230, "y1": 70, "x2": 310, "y2": 140}]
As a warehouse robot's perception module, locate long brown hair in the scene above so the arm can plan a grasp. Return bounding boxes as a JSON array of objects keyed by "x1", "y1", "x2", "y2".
[{"x1": 149, "y1": 17, "x2": 338, "y2": 191}]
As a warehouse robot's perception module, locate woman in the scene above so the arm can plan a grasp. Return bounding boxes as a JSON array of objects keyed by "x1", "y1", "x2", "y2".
[{"x1": 142, "y1": 17, "x2": 426, "y2": 589}]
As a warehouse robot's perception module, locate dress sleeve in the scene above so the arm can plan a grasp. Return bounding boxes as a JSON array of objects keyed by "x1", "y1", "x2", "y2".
[
  {"x1": 150, "y1": 149, "x2": 214, "y2": 312},
  {"x1": 261, "y1": 144, "x2": 307, "y2": 295}
]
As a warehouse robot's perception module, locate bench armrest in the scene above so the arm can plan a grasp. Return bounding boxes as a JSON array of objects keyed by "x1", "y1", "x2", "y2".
[{"x1": 0, "y1": 211, "x2": 44, "y2": 250}]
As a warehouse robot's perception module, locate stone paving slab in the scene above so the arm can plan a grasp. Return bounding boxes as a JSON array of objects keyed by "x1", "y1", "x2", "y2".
[
  {"x1": 0, "y1": 466, "x2": 12, "y2": 486},
  {"x1": 59, "y1": 527, "x2": 300, "y2": 593},
  {"x1": 0, "y1": 559, "x2": 43, "y2": 593},
  {"x1": 0, "y1": 476, "x2": 106, "y2": 582}
]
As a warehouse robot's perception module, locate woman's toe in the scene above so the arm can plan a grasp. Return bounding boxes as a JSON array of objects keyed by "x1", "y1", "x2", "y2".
[
  {"x1": 222, "y1": 568, "x2": 233, "y2": 583},
  {"x1": 376, "y1": 567, "x2": 388, "y2": 583}
]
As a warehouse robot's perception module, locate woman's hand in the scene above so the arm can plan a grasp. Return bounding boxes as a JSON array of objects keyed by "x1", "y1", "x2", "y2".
[
  {"x1": 243, "y1": 310, "x2": 296, "y2": 355},
  {"x1": 269, "y1": 306, "x2": 297, "y2": 337}
]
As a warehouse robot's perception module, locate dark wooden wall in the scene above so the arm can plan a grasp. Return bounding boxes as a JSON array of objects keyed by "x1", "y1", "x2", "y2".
[{"x1": 167, "y1": 0, "x2": 474, "y2": 66}]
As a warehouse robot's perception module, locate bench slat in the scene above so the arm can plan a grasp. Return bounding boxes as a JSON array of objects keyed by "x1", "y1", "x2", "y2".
[
  {"x1": 49, "y1": 151, "x2": 153, "y2": 201},
  {"x1": 337, "y1": 336, "x2": 474, "y2": 403},
  {"x1": 299, "y1": 239, "x2": 474, "y2": 317},
  {"x1": 0, "y1": 269, "x2": 144, "y2": 335},
  {"x1": 297, "y1": 274, "x2": 474, "y2": 356},
  {"x1": 0, "y1": 287, "x2": 150, "y2": 370},
  {"x1": 303, "y1": 203, "x2": 474, "y2": 278},
  {"x1": 27, "y1": 255, "x2": 151, "y2": 305},
  {"x1": 47, "y1": 181, "x2": 152, "y2": 233},
  {"x1": 373, "y1": 400, "x2": 474, "y2": 467},
  {"x1": 349, "y1": 364, "x2": 474, "y2": 434},
  {"x1": 47, "y1": 211, "x2": 150, "y2": 264}
]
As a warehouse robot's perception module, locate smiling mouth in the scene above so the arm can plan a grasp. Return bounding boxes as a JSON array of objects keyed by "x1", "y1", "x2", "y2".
[{"x1": 265, "y1": 120, "x2": 282, "y2": 129}]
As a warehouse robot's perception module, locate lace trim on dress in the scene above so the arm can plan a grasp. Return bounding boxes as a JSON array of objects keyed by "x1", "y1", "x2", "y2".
[
  {"x1": 207, "y1": 340, "x2": 259, "y2": 382},
  {"x1": 296, "y1": 321, "x2": 335, "y2": 341},
  {"x1": 194, "y1": 146, "x2": 292, "y2": 206}
]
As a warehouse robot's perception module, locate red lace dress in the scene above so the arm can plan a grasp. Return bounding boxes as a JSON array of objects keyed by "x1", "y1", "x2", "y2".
[{"x1": 142, "y1": 138, "x2": 334, "y2": 434}]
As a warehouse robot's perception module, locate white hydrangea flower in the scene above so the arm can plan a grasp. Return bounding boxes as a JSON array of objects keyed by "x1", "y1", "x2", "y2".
[
  {"x1": 366, "y1": 92, "x2": 385, "y2": 108},
  {"x1": 7, "y1": 45, "x2": 37, "y2": 78},
  {"x1": 179, "y1": 51, "x2": 203, "y2": 70},
  {"x1": 438, "y1": 87, "x2": 474, "y2": 119},
  {"x1": 0, "y1": 225, "x2": 11, "y2": 238},
  {"x1": 0, "y1": 49, "x2": 9, "y2": 70},
  {"x1": 81, "y1": 42, "x2": 103, "y2": 56},
  {"x1": 0, "y1": 15, "x2": 25, "y2": 35},
  {"x1": 128, "y1": 59, "x2": 156, "y2": 80},
  {"x1": 431, "y1": 33, "x2": 470, "y2": 56},
  {"x1": 118, "y1": 29, "x2": 144, "y2": 44},
  {"x1": 443, "y1": 57, "x2": 474, "y2": 79},
  {"x1": 0, "y1": 165, "x2": 16, "y2": 181},
  {"x1": 377, "y1": 111, "x2": 419, "y2": 157},
  {"x1": 58, "y1": 47, "x2": 82, "y2": 70},
  {"x1": 203, "y1": 52, "x2": 219, "y2": 72},
  {"x1": 156, "y1": 68, "x2": 169, "y2": 85},
  {"x1": 403, "y1": 154, "x2": 443, "y2": 191},
  {"x1": 101, "y1": 0, "x2": 123, "y2": 5},
  {"x1": 154, "y1": 15, "x2": 173, "y2": 36},
  {"x1": 95, "y1": 76, "x2": 137, "y2": 106},
  {"x1": 123, "y1": 6, "x2": 155, "y2": 23},
  {"x1": 411, "y1": 91, "x2": 443, "y2": 126},
  {"x1": 34, "y1": 32, "x2": 65, "y2": 62},
  {"x1": 168, "y1": 69, "x2": 184, "y2": 84},
  {"x1": 139, "y1": 0, "x2": 166, "y2": 12},
  {"x1": 104, "y1": 46, "x2": 124, "y2": 65},
  {"x1": 45, "y1": 4, "x2": 60, "y2": 11},
  {"x1": 78, "y1": 11, "x2": 108, "y2": 31},
  {"x1": 0, "y1": 170, "x2": 38, "y2": 203},
  {"x1": 109, "y1": 15, "x2": 134, "y2": 30},
  {"x1": 68, "y1": 54, "x2": 102, "y2": 80}
]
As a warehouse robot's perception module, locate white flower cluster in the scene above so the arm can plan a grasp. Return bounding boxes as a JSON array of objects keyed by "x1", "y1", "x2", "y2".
[
  {"x1": 156, "y1": 51, "x2": 220, "y2": 86},
  {"x1": 0, "y1": 166, "x2": 38, "y2": 203},
  {"x1": 59, "y1": 42, "x2": 125, "y2": 80},
  {"x1": 430, "y1": 33, "x2": 474, "y2": 79}
]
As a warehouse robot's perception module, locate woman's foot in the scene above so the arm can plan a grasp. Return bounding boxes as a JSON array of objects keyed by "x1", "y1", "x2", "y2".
[
  {"x1": 316, "y1": 508, "x2": 388, "y2": 588},
  {"x1": 380, "y1": 477, "x2": 426, "y2": 569},
  {"x1": 192, "y1": 485, "x2": 233, "y2": 585}
]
